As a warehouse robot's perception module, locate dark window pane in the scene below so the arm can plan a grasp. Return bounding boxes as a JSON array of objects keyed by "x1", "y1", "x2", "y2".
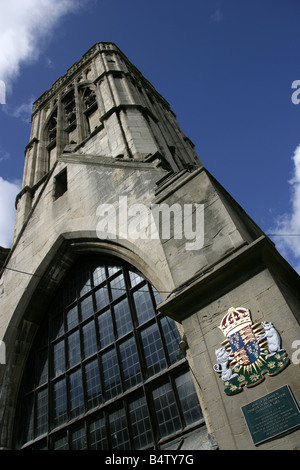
[
  {"x1": 102, "y1": 348, "x2": 121, "y2": 400},
  {"x1": 95, "y1": 285, "x2": 109, "y2": 311},
  {"x1": 107, "y1": 265, "x2": 119, "y2": 276},
  {"x1": 152, "y1": 382, "x2": 181, "y2": 438},
  {"x1": 63, "y1": 277, "x2": 77, "y2": 307},
  {"x1": 82, "y1": 319, "x2": 97, "y2": 358},
  {"x1": 89, "y1": 416, "x2": 108, "y2": 450},
  {"x1": 175, "y1": 371, "x2": 203, "y2": 426},
  {"x1": 71, "y1": 424, "x2": 87, "y2": 450},
  {"x1": 133, "y1": 286, "x2": 153, "y2": 324},
  {"x1": 119, "y1": 336, "x2": 141, "y2": 390},
  {"x1": 66, "y1": 305, "x2": 78, "y2": 331},
  {"x1": 98, "y1": 309, "x2": 114, "y2": 348},
  {"x1": 53, "y1": 433, "x2": 68, "y2": 450},
  {"x1": 54, "y1": 167, "x2": 67, "y2": 201},
  {"x1": 114, "y1": 298, "x2": 132, "y2": 338},
  {"x1": 77, "y1": 264, "x2": 91, "y2": 297},
  {"x1": 141, "y1": 323, "x2": 166, "y2": 376},
  {"x1": 85, "y1": 358, "x2": 102, "y2": 409},
  {"x1": 67, "y1": 330, "x2": 81, "y2": 368},
  {"x1": 23, "y1": 394, "x2": 34, "y2": 443},
  {"x1": 51, "y1": 313, "x2": 64, "y2": 339},
  {"x1": 53, "y1": 377, "x2": 67, "y2": 427},
  {"x1": 160, "y1": 317, "x2": 184, "y2": 364},
  {"x1": 110, "y1": 273, "x2": 126, "y2": 300},
  {"x1": 80, "y1": 294, "x2": 94, "y2": 321},
  {"x1": 152, "y1": 287, "x2": 163, "y2": 306},
  {"x1": 93, "y1": 265, "x2": 106, "y2": 286},
  {"x1": 129, "y1": 396, "x2": 153, "y2": 449},
  {"x1": 129, "y1": 270, "x2": 144, "y2": 287},
  {"x1": 36, "y1": 388, "x2": 48, "y2": 436},
  {"x1": 69, "y1": 368, "x2": 85, "y2": 419},
  {"x1": 53, "y1": 339, "x2": 65, "y2": 377},
  {"x1": 36, "y1": 348, "x2": 48, "y2": 386},
  {"x1": 108, "y1": 407, "x2": 130, "y2": 450}
]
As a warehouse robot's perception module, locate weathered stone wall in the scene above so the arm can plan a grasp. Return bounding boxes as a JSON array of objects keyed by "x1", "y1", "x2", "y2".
[{"x1": 181, "y1": 268, "x2": 300, "y2": 450}]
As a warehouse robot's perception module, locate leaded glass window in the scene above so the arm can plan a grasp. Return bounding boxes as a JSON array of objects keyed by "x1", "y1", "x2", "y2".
[{"x1": 14, "y1": 256, "x2": 204, "y2": 449}]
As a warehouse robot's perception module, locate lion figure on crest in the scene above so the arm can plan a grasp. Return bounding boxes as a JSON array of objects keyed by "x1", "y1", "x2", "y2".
[{"x1": 213, "y1": 347, "x2": 238, "y2": 382}]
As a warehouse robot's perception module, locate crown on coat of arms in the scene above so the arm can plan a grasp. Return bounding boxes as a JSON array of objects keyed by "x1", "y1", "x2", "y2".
[{"x1": 219, "y1": 307, "x2": 252, "y2": 337}]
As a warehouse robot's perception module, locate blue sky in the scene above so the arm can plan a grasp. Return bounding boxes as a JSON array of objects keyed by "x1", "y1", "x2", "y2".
[{"x1": 1, "y1": 0, "x2": 300, "y2": 272}]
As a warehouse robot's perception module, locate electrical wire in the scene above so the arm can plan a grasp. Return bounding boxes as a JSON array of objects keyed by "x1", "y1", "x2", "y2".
[
  {"x1": 1, "y1": 264, "x2": 203, "y2": 391},
  {"x1": 0, "y1": 264, "x2": 214, "y2": 298}
]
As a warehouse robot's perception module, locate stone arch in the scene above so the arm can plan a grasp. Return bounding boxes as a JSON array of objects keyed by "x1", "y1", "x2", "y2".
[{"x1": 0, "y1": 233, "x2": 172, "y2": 448}]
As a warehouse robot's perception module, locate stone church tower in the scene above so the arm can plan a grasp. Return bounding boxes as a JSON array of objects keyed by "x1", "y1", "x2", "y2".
[{"x1": 0, "y1": 43, "x2": 299, "y2": 450}]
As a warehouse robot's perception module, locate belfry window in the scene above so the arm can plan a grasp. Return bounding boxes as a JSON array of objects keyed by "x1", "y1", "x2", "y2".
[
  {"x1": 46, "y1": 109, "x2": 58, "y2": 169},
  {"x1": 80, "y1": 86, "x2": 99, "y2": 135},
  {"x1": 62, "y1": 89, "x2": 77, "y2": 145},
  {"x1": 14, "y1": 256, "x2": 204, "y2": 450}
]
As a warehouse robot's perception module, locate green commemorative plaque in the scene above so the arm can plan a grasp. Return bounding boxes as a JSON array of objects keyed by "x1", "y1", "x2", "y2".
[{"x1": 241, "y1": 385, "x2": 300, "y2": 446}]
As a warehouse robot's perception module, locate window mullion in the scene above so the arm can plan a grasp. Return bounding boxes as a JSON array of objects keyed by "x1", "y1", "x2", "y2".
[
  {"x1": 169, "y1": 374, "x2": 185, "y2": 429},
  {"x1": 97, "y1": 352, "x2": 106, "y2": 404},
  {"x1": 123, "y1": 399, "x2": 133, "y2": 450},
  {"x1": 156, "y1": 313, "x2": 170, "y2": 367},
  {"x1": 116, "y1": 340, "x2": 125, "y2": 394},
  {"x1": 144, "y1": 384, "x2": 159, "y2": 447},
  {"x1": 127, "y1": 274, "x2": 148, "y2": 382}
]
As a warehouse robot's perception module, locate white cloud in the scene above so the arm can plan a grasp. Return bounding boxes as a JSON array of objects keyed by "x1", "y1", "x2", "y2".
[
  {"x1": 3, "y1": 97, "x2": 35, "y2": 124},
  {"x1": 269, "y1": 144, "x2": 300, "y2": 273},
  {"x1": 45, "y1": 57, "x2": 54, "y2": 69},
  {"x1": 0, "y1": 0, "x2": 85, "y2": 87},
  {"x1": 0, "y1": 146, "x2": 10, "y2": 162},
  {"x1": 0, "y1": 1, "x2": 85, "y2": 248},
  {"x1": 0, "y1": 177, "x2": 21, "y2": 247}
]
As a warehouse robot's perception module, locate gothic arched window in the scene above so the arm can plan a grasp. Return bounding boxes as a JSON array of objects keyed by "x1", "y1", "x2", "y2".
[
  {"x1": 80, "y1": 86, "x2": 99, "y2": 136},
  {"x1": 62, "y1": 88, "x2": 77, "y2": 146},
  {"x1": 46, "y1": 108, "x2": 58, "y2": 170},
  {"x1": 14, "y1": 255, "x2": 204, "y2": 450}
]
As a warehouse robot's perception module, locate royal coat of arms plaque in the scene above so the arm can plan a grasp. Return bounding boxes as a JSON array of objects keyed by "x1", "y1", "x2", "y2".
[{"x1": 213, "y1": 307, "x2": 289, "y2": 395}]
